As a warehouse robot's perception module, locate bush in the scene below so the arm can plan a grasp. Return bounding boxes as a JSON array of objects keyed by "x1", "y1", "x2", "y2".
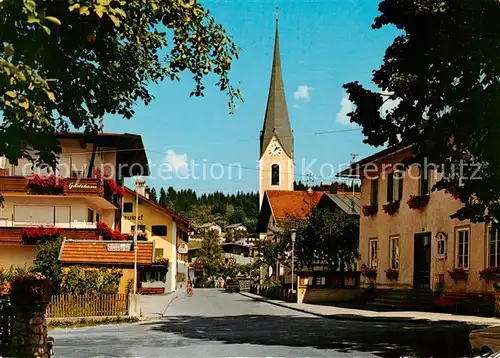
[
  {"x1": 61, "y1": 267, "x2": 122, "y2": 295},
  {"x1": 10, "y1": 272, "x2": 52, "y2": 304}
]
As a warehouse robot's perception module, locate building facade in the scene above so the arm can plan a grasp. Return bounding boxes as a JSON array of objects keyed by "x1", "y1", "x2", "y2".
[
  {"x1": 339, "y1": 146, "x2": 495, "y2": 294},
  {"x1": 121, "y1": 187, "x2": 190, "y2": 293},
  {"x1": 259, "y1": 19, "x2": 294, "y2": 206},
  {"x1": 0, "y1": 132, "x2": 148, "y2": 269}
]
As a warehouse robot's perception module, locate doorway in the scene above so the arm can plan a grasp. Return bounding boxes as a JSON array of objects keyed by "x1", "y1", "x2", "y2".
[{"x1": 413, "y1": 232, "x2": 431, "y2": 290}]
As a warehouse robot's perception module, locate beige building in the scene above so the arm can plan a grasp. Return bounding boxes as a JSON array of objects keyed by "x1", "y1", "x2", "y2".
[
  {"x1": 339, "y1": 146, "x2": 496, "y2": 294},
  {"x1": 0, "y1": 132, "x2": 148, "y2": 269},
  {"x1": 121, "y1": 186, "x2": 190, "y2": 293},
  {"x1": 259, "y1": 19, "x2": 294, "y2": 206}
]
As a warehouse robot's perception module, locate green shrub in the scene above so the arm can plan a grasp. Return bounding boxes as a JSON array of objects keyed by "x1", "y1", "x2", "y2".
[{"x1": 61, "y1": 267, "x2": 122, "y2": 295}]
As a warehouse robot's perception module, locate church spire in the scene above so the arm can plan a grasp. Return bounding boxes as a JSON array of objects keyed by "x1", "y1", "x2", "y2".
[{"x1": 260, "y1": 14, "x2": 293, "y2": 159}]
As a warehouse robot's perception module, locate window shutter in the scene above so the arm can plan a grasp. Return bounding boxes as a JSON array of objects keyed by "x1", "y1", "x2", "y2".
[{"x1": 387, "y1": 173, "x2": 394, "y2": 202}]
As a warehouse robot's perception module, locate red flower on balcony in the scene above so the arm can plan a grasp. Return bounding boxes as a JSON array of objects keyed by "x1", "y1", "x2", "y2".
[
  {"x1": 479, "y1": 266, "x2": 500, "y2": 281},
  {"x1": 448, "y1": 267, "x2": 468, "y2": 282},
  {"x1": 362, "y1": 205, "x2": 378, "y2": 217},
  {"x1": 94, "y1": 168, "x2": 124, "y2": 197},
  {"x1": 407, "y1": 195, "x2": 430, "y2": 210},
  {"x1": 21, "y1": 226, "x2": 63, "y2": 244},
  {"x1": 361, "y1": 267, "x2": 377, "y2": 280},
  {"x1": 154, "y1": 258, "x2": 169, "y2": 267},
  {"x1": 385, "y1": 268, "x2": 399, "y2": 280},
  {"x1": 96, "y1": 222, "x2": 128, "y2": 241},
  {"x1": 382, "y1": 201, "x2": 400, "y2": 216},
  {"x1": 27, "y1": 174, "x2": 68, "y2": 195}
]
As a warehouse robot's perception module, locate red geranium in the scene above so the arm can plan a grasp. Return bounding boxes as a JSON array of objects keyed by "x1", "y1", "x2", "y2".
[
  {"x1": 382, "y1": 201, "x2": 400, "y2": 215},
  {"x1": 407, "y1": 195, "x2": 430, "y2": 210},
  {"x1": 97, "y1": 222, "x2": 127, "y2": 241},
  {"x1": 94, "y1": 168, "x2": 124, "y2": 197},
  {"x1": 21, "y1": 226, "x2": 63, "y2": 244},
  {"x1": 27, "y1": 174, "x2": 68, "y2": 194},
  {"x1": 362, "y1": 205, "x2": 378, "y2": 217}
]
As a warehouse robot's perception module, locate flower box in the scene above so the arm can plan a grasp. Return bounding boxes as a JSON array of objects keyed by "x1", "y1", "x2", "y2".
[
  {"x1": 27, "y1": 174, "x2": 68, "y2": 195},
  {"x1": 407, "y1": 195, "x2": 430, "y2": 210},
  {"x1": 361, "y1": 267, "x2": 377, "y2": 280},
  {"x1": 153, "y1": 258, "x2": 169, "y2": 267},
  {"x1": 448, "y1": 267, "x2": 468, "y2": 282},
  {"x1": 382, "y1": 201, "x2": 400, "y2": 216},
  {"x1": 479, "y1": 266, "x2": 500, "y2": 282},
  {"x1": 10, "y1": 272, "x2": 52, "y2": 305},
  {"x1": 362, "y1": 205, "x2": 378, "y2": 217},
  {"x1": 385, "y1": 268, "x2": 399, "y2": 280},
  {"x1": 21, "y1": 226, "x2": 63, "y2": 244}
]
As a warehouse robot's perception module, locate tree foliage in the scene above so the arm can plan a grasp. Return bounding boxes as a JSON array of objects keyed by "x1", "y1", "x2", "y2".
[
  {"x1": 34, "y1": 237, "x2": 63, "y2": 294},
  {"x1": 149, "y1": 187, "x2": 158, "y2": 204},
  {"x1": 60, "y1": 266, "x2": 122, "y2": 294},
  {"x1": 196, "y1": 231, "x2": 224, "y2": 277},
  {"x1": 343, "y1": 0, "x2": 500, "y2": 222},
  {"x1": 0, "y1": 0, "x2": 241, "y2": 168},
  {"x1": 156, "y1": 186, "x2": 258, "y2": 231}
]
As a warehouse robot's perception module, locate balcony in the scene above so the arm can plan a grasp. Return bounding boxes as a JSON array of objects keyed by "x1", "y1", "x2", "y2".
[
  {"x1": 0, "y1": 226, "x2": 100, "y2": 246},
  {"x1": 0, "y1": 176, "x2": 119, "y2": 209}
]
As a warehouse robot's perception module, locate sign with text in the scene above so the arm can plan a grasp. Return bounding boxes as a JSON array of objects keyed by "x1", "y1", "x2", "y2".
[
  {"x1": 177, "y1": 243, "x2": 188, "y2": 254},
  {"x1": 68, "y1": 182, "x2": 98, "y2": 190},
  {"x1": 106, "y1": 243, "x2": 132, "y2": 252}
]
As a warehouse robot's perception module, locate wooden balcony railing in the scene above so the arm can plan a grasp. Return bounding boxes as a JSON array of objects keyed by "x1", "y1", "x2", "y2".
[
  {"x1": 0, "y1": 176, "x2": 119, "y2": 206},
  {"x1": 0, "y1": 227, "x2": 100, "y2": 245}
]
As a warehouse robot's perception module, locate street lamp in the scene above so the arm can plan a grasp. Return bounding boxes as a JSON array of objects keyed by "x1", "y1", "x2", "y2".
[
  {"x1": 133, "y1": 178, "x2": 145, "y2": 295},
  {"x1": 291, "y1": 229, "x2": 296, "y2": 292}
]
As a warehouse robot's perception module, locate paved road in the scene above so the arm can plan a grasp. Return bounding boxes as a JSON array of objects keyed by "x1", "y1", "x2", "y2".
[{"x1": 52, "y1": 289, "x2": 479, "y2": 357}]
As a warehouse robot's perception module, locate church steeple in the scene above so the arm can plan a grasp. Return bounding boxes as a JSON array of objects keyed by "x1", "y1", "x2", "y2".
[{"x1": 260, "y1": 15, "x2": 293, "y2": 159}]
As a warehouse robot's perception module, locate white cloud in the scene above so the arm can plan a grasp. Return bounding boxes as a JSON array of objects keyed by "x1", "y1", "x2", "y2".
[
  {"x1": 294, "y1": 85, "x2": 313, "y2": 102},
  {"x1": 336, "y1": 93, "x2": 357, "y2": 126},
  {"x1": 165, "y1": 150, "x2": 189, "y2": 176}
]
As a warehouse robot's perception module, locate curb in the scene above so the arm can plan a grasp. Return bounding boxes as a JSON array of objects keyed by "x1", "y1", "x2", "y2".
[{"x1": 240, "y1": 292, "x2": 498, "y2": 326}]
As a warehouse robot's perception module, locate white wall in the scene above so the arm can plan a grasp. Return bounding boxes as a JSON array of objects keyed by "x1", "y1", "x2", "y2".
[{"x1": 0, "y1": 197, "x2": 112, "y2": 228}]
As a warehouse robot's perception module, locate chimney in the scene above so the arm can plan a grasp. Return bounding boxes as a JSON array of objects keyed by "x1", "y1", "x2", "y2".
[
  {"x1": 144, "y1": 186, "x2": 151, "y2": 199},
  {"x1": 135, "y1": 178, "x2": 146, "y2": 196}
]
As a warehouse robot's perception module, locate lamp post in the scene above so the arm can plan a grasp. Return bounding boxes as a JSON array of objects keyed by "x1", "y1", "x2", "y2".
[
  {"x1": 133, "y1": 178, "x2": 145, "y2": 295},
  {"x1": 291, "y1": 229, "x2": 296, "y2": 292}
]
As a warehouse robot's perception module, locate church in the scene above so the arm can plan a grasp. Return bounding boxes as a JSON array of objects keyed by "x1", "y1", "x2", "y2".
[{"x1": 258, "y1": 16, "x2": 324, "y2": 221}]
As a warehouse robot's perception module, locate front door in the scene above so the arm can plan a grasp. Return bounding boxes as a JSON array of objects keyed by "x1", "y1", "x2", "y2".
[{"x1": 413, "y1": 233, "x2": 431, "y2": 290}]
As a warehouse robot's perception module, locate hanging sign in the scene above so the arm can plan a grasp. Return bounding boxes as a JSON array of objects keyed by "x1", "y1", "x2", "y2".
[{"x1": 177, "y1": 243, "x2": 189, "y2": 254}]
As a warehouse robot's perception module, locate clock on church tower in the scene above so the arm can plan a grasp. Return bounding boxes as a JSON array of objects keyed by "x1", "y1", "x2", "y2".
[{"x1": 258, "y1": 17, "x2": 294, "y2": 207}]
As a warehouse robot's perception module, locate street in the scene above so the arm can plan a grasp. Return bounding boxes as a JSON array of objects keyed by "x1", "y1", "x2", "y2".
[{"x1": 52, "y1": 289, "x2": 480, "y2": 357}]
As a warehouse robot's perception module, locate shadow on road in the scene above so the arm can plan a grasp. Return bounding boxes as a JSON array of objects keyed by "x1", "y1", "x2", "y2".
[{"x1": 143, "y1": 314, "x2": 482, "y2": 358}]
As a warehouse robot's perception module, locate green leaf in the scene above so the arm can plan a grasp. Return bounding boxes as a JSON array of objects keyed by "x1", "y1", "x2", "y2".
[
  {"x1": 45, "y1": 16, "x2": 62, "y2": 26},
  {"x1": 27, "y1": 16, "x2": 40, "y2": 24},
  {"x1": 68, "y1": 4, "x2": 80, "y2": 11},
  {"x1": 18, "y1": 100, "x2": 29, "y2": 109},
  {"x1": 108, "y1": 14, "x2": 121, "y2": 27},
  {"x1": 42, "y1": 25, "x2": 51, "y2": 35},
  {"x1": 79, "y1": 6, "x2": 90, "y2": 16},
  {"x1": 5, "y1": 91, "x2": 16, "y2": 98},
  {"x1": 44, "y1": 90, "x2": 55, "y2": 102}
]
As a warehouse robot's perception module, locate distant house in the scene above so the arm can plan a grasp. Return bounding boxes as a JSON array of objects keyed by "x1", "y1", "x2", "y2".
[
  {"x1": 197, "y1": 223, "x2": 222, "y2": 236},
  {"x1": 226, "y1": 223, "x2": 247, "y2": 233},
  {"x1": 257, "y1": 189, "x2": 325, "y2": 234},
  {"x1": 235, "y1": 232, "x2": 259, "y2": 247},
  {"x1": 317, "y1": 191, "x2": 361, "y2": 216}
]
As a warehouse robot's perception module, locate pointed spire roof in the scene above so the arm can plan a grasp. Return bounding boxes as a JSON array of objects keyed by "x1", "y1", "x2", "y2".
[{"x1": 260, "y1": 17, "x2": 293, "y2": 159}]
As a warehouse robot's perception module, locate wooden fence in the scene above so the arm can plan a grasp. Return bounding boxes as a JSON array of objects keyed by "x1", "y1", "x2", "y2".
[{"x1": 47, "y1": 294, "x2": 128, "y2": 318}]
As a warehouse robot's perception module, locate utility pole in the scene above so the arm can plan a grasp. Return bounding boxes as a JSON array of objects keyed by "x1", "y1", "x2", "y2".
[{"x1": 133, "y1": 178, "x2": 145, "y2": 295}]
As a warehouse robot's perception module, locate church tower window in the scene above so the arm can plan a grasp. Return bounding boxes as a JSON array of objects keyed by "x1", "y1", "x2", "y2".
[{"x1": 271, "y1": 164, "x2": 280, "y2": 185}]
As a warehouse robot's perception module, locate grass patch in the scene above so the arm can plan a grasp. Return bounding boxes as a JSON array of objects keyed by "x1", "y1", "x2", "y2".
[{"x1": 48, "y1": 316, "x2": 140, "y2": 329}]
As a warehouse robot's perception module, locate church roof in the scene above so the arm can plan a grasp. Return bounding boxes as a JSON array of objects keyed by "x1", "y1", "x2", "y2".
[{"x1": 260, "y1": 20, "x2": 293, "y2": 159}]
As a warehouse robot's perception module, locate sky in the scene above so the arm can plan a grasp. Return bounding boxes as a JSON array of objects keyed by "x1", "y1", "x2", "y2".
[{"x1": 105, "y1": 0, "x2": 400, "y2": 194}]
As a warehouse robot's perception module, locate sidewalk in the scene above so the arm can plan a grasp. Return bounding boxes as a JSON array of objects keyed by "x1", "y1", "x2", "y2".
[{"x1": 241, "y1": 291, "x2": 500, "y2": 325}]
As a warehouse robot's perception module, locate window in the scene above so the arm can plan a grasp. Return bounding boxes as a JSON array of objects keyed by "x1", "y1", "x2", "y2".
[
  {"x1": 371, "y1": 178, "x2": 379, "y2": 206},
  {"x1": 390, "y1": 236, "x2": 400, "y2": 269},
  {"x1": 155, "y1": 248, "x2": 164, "y2": 259},
  {"x1": 436, "y1": 232, "x2": 447, "y2": 259},
  {"x1": 456, "y1": 228, "x2": 470, "y2": 270},
  {"x1": 131, "y1": 225, "x2": 146, "y2": 232},
  {"x1": 369, "y1": 238, "x2": 378, "y2": 268},
  {"x1": 95, "y1": 212, "x2": 101, "y2": 223},
  {"x1": 420, "y1": 167, "x2": 430, "y2": 196},
  {"x1": 87, "y1": 208, "x2": 94, "y2": 223},
  {"x1": 387, "y1": 172, "x2": 394, "y2": 202},
  {"x1": 394, "y1": 169, "x2": 404, "y2": 201},
  {"x1": 489, "y1": 225, "x2": 500, "y2": 267},
  {"x1": 123, "y1": 203, "x2": 133, "y2": 213},
  {"x1": 151, "y1": 225, "x2": 167, "y2": 236},
  {"x1": 271, "y1": 164, "x2": 280, "y2": 186}
]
